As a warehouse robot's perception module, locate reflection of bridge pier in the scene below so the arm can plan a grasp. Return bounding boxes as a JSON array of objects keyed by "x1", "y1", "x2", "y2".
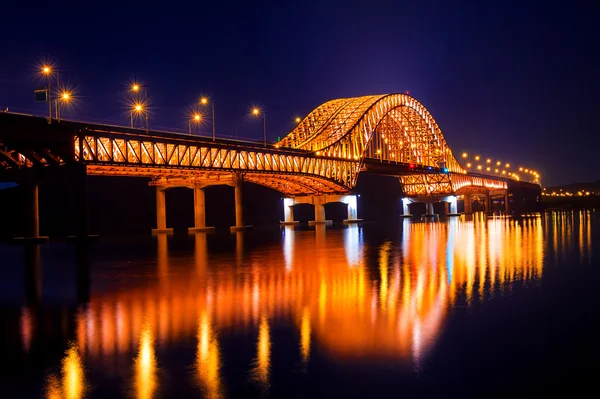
[
  {"x1": 281, "y1": 194, "x2": 361, "y2": 225},
  {"x1": 24, "y1": 244, "x2": 42, "y2": 305}
]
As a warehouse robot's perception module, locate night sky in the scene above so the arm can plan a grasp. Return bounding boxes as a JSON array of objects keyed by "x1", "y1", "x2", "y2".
[{"x1": 1, "y1": 1, "x2": 597, "y2": 185}]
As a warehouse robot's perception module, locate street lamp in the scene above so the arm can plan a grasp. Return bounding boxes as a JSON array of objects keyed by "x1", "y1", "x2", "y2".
[
  {"x1": 40, "y1": 64, "x2": 54, "y2": 120},
  {"x1": 189, "y1": 113, "x2": 202, "y2": 135},
  {"x1": 130, "y1": 82, "x2": 149, "y2": 133},
  {"x1": 252, "y1": 107, "x2": 267, "y2": 146},
  {"x1": 131, "y1": 103, "x2": 147, "y2": 132},
  {"x1": 200, "y1": 97, "x2": 216, "y2": 141},
  {"x1": 57, "y1": 90, "x2": 73, "y2": 122},
  {"x1": 295, "y1": 116, "x2": 301, "y2": 123}
]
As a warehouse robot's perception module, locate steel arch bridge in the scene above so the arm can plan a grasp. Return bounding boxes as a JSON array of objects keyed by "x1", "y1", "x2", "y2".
[{"x1": 0, "y1": 93, "x2": 511, "y2": 196}]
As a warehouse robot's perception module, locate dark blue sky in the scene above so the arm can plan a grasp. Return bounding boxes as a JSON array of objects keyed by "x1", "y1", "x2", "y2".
[{"x1": 1, "y1": 1, "x2": 597, "y2": 185}]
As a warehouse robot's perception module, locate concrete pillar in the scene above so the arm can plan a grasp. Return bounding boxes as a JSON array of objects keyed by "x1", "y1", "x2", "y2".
[
  {"x1": 280, "y1": 198, "x2": 299, "y2": 225},
  {"x1": 314, "y1": 203, "x2": 325, "y2": 223},
  {"x1": 30, "y1": 184, "x2": 40, "y2": 238},
  {"x1": 308, "y1": 195, "x2": 331, "y2": 225},
  {"x1": 425, "y1": 202, "x2": 434, "y2": 215},
  {"x1": 343, "y1": 195, "x2": 362, "y2": 224},
  {"x1": 235, "y1": 180, "x2": 243, "y2": 227},
  {"x1": 190, "y1": 187, "x2": 214, "y2": 232},
  {"x1": 441, "y1": 202, "x2": 450, "y2": 215},
  {"x1": 401, "y1": 198, "x2": 412, "y2": 217},
  {"x1": 14, "y1": 183, "x2": 48, "y2": 243},
  {"x1": 152, "y1": 188, "x2": 173, "y2": 234},
  {"x1": 485, "y1": 194, "x2": 491, "y2": 212},
  {"x1": 450, "y1": 199, "x2": 458, "y2": 214},
  {"x1": 505, "y1": 192, "x2": 510, "y2": 212},
  {"x1": 231, "y1": 176, "x2": 251, "y2": 231},
  {"x1": 157, "y1": 188, "x2": 166, "y2": 229},
  {"x1": 194, "y1": 187, "x2": 205, "y2": 228},
  {"x1": 464, "y1": 196, "x2": 472, "y2": 214}
]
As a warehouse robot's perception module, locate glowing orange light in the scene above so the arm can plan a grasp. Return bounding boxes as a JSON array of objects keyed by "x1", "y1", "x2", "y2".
[
  {"x1": 193, "y1": 113, "x2": 201, "y2": 121},
  {"x1": 474, "y1": 155, "x2": 480, "y2": 161},
  {"x1": 132, "y1": 84, "x2": 140, "y2": 92},
  {"x1": 466, "y1": 163, "x2": 471, "y2": 168},
  {"x1": 200, "y1": 97, "x2": 208, "y2": 105},
  {"x1": 462, "y1": 152, "x2": 467, "y2": 158},
  {"x1": 252, "y1": 108, "x2": 260, "y2": 116},
  {"x1": 42, "y1": 66, "x2": 51, "y2": 75},
  {"x1": 486, "y1": 158, "x2": 491, "y2": 163},
  {"x1": 295, "y1": 117, "x2": 301, "y2": 123}
]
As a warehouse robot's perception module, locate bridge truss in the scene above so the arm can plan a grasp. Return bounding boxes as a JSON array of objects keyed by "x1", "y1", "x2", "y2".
[{"x1": 1, "y1": 91, "x2": 521, "y2": 197}]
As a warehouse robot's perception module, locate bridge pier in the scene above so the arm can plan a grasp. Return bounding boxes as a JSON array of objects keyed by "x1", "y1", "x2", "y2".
[
  {"x1": 448, "y1": 196, "x2": 459, "y2": 216},
  {"x1": 14, "y1": 183, "x2": 48, "y2": 243},
  {"x1": 463, "y1": 196, "x2": 473, "y2": 214},
  {"x1": 401, "y1": 198, "x2": 413, "y2": 217},
  {"x1": 231, "y1": 175, "x2": 252, "y2": 231},
  {"x1": 190, "y1": 187, "x2": 215, "y2": 232},
  {"x1": 281, "y1": 194, "x2": 360, "y2": 225},
  {"x1": 280, "y1": 198, "x2": 299, "y2": 225},
  {"x1": 152, "y1": 187, "x2": 173, "y2": 234},
  {"x1": 312, "y1": 202, "x2": 327, "y2": 225}
]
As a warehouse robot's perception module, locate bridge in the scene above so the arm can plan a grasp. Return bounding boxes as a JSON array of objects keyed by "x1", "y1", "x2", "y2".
[{"x1": 0, "y1": 93, "x2": 541, "y2": 238}]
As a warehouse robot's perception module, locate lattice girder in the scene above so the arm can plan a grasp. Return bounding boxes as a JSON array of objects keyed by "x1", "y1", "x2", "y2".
[
  {"x1": 400, "y1": 172, "x2": 507, "y2": 197},
  {"x1": 277, "y1": 94, "x2": 466, "y2": 179},
  {"x1": 74, "y1": 133, "x2": 357, "y2": 195}
]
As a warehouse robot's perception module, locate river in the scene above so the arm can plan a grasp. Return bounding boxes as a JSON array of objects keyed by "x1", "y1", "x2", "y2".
[{"x1": 0, "y1": 211, "x2": 597, "y2": 397}]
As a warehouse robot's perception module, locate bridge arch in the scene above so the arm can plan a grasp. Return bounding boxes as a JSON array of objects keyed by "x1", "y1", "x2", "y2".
[{"x1": 277, "y1": 94, "x2": 466, "y2": 185}]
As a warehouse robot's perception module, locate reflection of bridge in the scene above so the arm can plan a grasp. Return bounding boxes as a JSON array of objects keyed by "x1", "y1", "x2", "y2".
[
  {"x1": 16, "y1": 218, "x2": 549, "y2": 397},
  {"x1": 0, "y1": 94, "x2": 541, "y2": 237}
]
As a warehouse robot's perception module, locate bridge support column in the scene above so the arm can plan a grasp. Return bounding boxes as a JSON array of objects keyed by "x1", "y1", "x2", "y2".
[
  {"x1": 190, "y1": 186, "x2": 215, "y2": 232},
  {"x1": 504, "y1": 192, "x2": 510, "y2": 213},
  {"x1": 449, "y1": 196, "x2": 459, "y2": 216},
  {"x1": 422, "y1": 198, "x2": 438, "y2": 221},
  {"x1": 152, "y1": 187, "x2": 173, "y2": 234},
  {"x1": 308, "y1": 196, "x2": 332, "y2": 225},
  {"x1": 280, "y1": 198, "x2": 299, "y2": 225},
  {"x1": 401, "y1": 198, "x2": 413, "y2": 218},
  {"x1": 463, "y1": 196, "x2": 472, "y2": 214},
  {"x1": 231, "y1": 175, "x2": 252, "y2": 231},
  {"x1": 315, "y1": 203, "x2": 325, "y2": 223},
  {"x1": 342, "y1": 195, "x2": 362, "y2": 224},
  {"x1": 14, "y1": 183, "x2": 48, "y2": 243},
  {"x1": 425, "y1": 202, "x2": 435, "y2": 215}
]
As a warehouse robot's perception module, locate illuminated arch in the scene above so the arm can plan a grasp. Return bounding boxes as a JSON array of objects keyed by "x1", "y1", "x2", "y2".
[{"x1": 278, "y1": 94, "x2": 466, "y2": 178}]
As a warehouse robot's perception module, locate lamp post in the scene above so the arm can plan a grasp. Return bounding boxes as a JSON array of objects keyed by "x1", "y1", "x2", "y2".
[
  {"x1": 252, "y1": 107, "x2": 267, "y2": 146},
  {"x1": 41, "y1": 65, "x2": 52, "y2": 120},
  {"x1": 131, "y1": 83, "x2": 149, "y2": 133},
  {"x1": 57, "y1": 91, "x2": 72, "y2": 122},
  {"x1": 200, "y1": 97, "x2": 215, "y2": 141},
  {"x1": 131, "y1": 103, "x2": 145, "y2": 130},
  {"x1": 189, "y1": 113, "x2": 202, "y2": 135}
]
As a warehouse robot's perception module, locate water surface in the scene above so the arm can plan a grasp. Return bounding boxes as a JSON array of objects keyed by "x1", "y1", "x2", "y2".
[{"x1": 0, "y1": 212, "x2": 598, "y2": 397}]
